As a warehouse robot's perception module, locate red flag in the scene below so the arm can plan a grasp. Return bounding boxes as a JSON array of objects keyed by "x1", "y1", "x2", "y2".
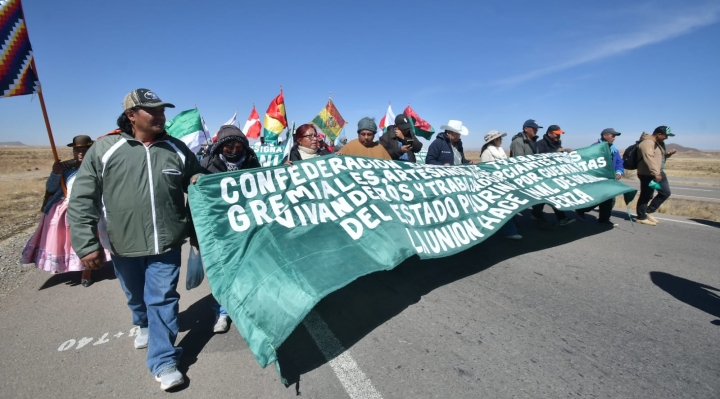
[{"x1": 242, "y1": 106, "x2": 262, "y2": 139}]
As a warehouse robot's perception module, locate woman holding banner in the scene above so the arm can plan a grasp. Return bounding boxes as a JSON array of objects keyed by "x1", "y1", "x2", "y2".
[
  {"x1": 282, "y1": 124, "x2": 331, "y2": 164},
  {"x1": 21, "y1": 135, "x2": 112, "y2": 286},
  {"x1": 199, "y1": 124, "x2": 260, "y2": 332},
  {"x1": 480, "y1": 130, "x2": 523, "y2": 240}
]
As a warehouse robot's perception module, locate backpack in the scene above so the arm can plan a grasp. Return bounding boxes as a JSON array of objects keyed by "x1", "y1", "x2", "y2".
[{"x1": 622, "y1": 142, "x2": 640, "y2": 170}]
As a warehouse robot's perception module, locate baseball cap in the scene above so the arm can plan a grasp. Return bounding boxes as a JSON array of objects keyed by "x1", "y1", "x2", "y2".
[
  {"x1": 395, "y1": 114, "x2": 413, "y2": 131},
  {"x1": 122, "y1": 88, "x2": 175, "y2": 110},
  {"x1": 653, "y1": 126, "x2": 675, "y2": 137},
  {"x1": 523, "y1": 119, "x2": 543, "y2": 129},
  {"x1": 601, "y1": 128, "x2": 622, "y2": 136},
  {"x1": 547, "y1": 125, "x2": 564, "y2": 135}
]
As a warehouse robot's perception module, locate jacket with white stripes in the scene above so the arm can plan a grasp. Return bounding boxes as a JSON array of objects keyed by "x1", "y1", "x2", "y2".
[{"x1": 68, "y1": 131, "x2": 204, "y2": 258}]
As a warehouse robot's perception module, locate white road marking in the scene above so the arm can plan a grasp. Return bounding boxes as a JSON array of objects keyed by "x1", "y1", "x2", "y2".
[
  {"x1": 675, "y1": 187, "x2": 716, "y2": 192},
  {"x1": 629, "y1": 214, "x2": 713, "y2": 227},
  {"x1": 303, "y1": 311, "x2": 383, "y2": 399},
  {"x1": 673, "y1": 194, "x2": 720, "y2": 201},
  {"x1": 653, "y1": 217, "x2": 714, "y2": 227}
]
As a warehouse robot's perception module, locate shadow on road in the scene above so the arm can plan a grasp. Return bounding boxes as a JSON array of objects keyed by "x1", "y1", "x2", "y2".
[
  {"x1": 689, "y1": 219, "x2": 720, "y2": 229},
  {"x1": 175, "y1": 293, "x2": 217, "y2": 388},
  {"x1": 38, "y1": 261, "x2": 116, "y2": 290},
  {"x1": 276, "y1": 212, "x2": 612, "y2": 385},
  {"x1": 650, "y1": 272, "x2": 720, "y2": 321}
]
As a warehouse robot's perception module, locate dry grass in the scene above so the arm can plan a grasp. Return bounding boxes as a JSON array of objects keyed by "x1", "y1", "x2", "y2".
[
  {"x1": 0, "y1": 146, "x2": 72, "y2": 174},
  {"x1": 664, "y1": 155, "x2": 720, "y2": 178},
  {"x1": 614, "y1": 194, "x2": 720, "y2": 223},
  {"x1": 0, "y1": 147, "x2": 72, "y2": 241}
]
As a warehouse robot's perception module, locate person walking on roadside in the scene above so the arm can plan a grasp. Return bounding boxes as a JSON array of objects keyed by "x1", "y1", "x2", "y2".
[
  {"x1": 426, "y1": 120, "x2": 475, "y2": 166},
  {"x1": 379, "y1": 113, "x2": 423, "y2": 162},
  {"x1": 338, "y1": 118, "x2": 392, "y2": 159},
  {"x1": 21, "y1": 135, "x2": 112, "y2": 286},
  {"x1": 576, "y1": 128, "x2": 624, "y2": 227},
  {"x1": 635, "y1": 126, "x2": 676, "y2": 226},
  {"x1": 480, "y1": 130, "x2": 522, "y2": 240},
  {"x1": 68, "y1": 89, "x2": 204, "y2": 391},
  {"x1": 282, "y1": 124, "x2": 331, "y2": 164},
  {"x1": 534, "y1": 125, "x2": 575, "y2": 226}
]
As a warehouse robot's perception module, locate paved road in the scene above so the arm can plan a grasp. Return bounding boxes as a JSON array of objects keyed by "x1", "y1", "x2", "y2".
[
  {"x1": 623, "y1": 178, "x2": 720, "y2": 202},
  {"x1": 1, "y1": 210, "x2": 719, "y2": 398}
]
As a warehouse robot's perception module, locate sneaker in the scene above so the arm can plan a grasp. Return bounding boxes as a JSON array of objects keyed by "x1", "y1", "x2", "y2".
[
  {"x1": 598, "y1": 220, "x2": 618, "y2": 227},
  {"x1": 635, "y1": 218, "x2": 657, "y2": 226},
  {"x1": 504, "y1": 234, "x2": 523, "y2": 240},
  {"x1": 213, "y1": 315, "x2": 230, "y2": 333},
  {"x1": 134, "y1": 327, "x2": 149, "y2": 349},
  {"x1": 646, "y1": 214, "x2": 659, "y2": 224},
  {"x1": 155, "y1": 367, "x2": 184, "y2": 391},
  {"x1": 558, "y1": 217, "x2": 576, "y2": 227},
  {"x1": 575, "y1": 210, "x2": 587, "y2": 221}
]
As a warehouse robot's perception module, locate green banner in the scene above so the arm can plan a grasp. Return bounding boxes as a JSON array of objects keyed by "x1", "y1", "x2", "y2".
[{"x1": 188, "y1": 143, "x2": 635, "y2": 370}]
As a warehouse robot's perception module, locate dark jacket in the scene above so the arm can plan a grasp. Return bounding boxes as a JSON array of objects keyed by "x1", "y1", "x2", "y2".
[
  {"x1": 535, "y1": 134, "x2": 562, "y2": 154},
  {"x1": 509, "y1": 132, "x2": 538, "y2": 157},
  {"x1": 281, "y1": 145, "x2": 331, "y2": 163},
  {"x1": 200, "y1": 125, "x2": 261, "y2": 173},
  {"x1": 378, "y1": 125, "x2": 423, "y2": 163},
  {"x1": 426, "y1": 132, "x2": 470, "y2": 165}
]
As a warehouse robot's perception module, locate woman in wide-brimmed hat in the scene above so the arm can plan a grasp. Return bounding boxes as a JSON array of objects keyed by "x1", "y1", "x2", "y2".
[{"x1": 21, "y1": 135, "x2": 112, "y2": 286}]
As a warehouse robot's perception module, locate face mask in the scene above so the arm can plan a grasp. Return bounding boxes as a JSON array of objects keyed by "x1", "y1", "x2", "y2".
[{"x1": 223, "y1": 151, "x2": 242, "y2": 162}]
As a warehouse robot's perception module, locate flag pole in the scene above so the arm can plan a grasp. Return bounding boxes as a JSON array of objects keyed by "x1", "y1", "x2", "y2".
[
  {"x1": 194, "y1": 104, "x2": 211, "y2": 145},
  {"x1": 30, "y1": 54, "x2": 67, "y2": 197}
]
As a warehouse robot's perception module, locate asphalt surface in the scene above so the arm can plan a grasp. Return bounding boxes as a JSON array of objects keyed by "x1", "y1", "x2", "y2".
[
  {"x1": 1, "y1": 208, "x2": 719, "y2": 399},
  {"x1": 623, "y1": 177, "x2": 720, "y2": 202}
]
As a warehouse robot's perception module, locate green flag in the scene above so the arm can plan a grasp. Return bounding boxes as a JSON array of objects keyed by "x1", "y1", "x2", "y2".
[
  {"x1": 164, "y1": 109, "x2": 204, "y2": 152},
  {"x1": 188, "y1": 143, "x2": 635, "y2": 371}
]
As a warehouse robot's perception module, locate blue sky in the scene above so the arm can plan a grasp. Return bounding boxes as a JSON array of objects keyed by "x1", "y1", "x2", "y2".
[{"x1": 2, "y1": 0, "x2": 719, "y2": 150}]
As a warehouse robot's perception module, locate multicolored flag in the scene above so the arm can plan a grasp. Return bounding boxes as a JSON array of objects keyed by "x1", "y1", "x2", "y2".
[
  {"x1": 0, "y1": 0, "x2": 40, "y2": 98},
  {"x1": 211, "y1": 111, "x2": 238, "y2": 143},
  {"x1": 404, "y1": 105, "x2": 435, "y2": 140},
  {"x1": 263, "y1": 92, "x2": 287, "y2": 144},
  {"x1": 242, "y1": 105, "x2": 262, "y2": 139},
  {"x1": 378, "y1": 103, "x2": 395, "y2": 133},
  {"x1": 164, "y1": 109, "x2": 204, "y2": 152},
  {"x1": 311, "y1": 98, "x2": 346, "y2": 142}
]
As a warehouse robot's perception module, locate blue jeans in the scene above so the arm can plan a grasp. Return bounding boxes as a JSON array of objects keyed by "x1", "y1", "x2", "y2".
[
  {"x1": 112, "y1": 248, "x2": 183, "y2": 376},
  {"x1": 214, "y1": 304, "x2": 229, "y2": 317}
]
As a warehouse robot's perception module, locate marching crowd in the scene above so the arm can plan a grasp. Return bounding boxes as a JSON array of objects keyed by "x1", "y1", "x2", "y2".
[{"x1": 20, "y1": 88, "x2": 676, "y2": 391}]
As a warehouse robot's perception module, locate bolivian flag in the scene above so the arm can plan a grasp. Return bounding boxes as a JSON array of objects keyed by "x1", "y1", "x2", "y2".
[
  {"x1": 312, "y1": 98, "x2": 346, "y2": 142},
  {"x1": 263, "y1": 92, "x2": 287, "y2": 144}
]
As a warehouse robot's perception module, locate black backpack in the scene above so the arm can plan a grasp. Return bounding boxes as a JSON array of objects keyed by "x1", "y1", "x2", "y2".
[{"x1": 622, "y1": 142, "x2": 640, "y2": 170}]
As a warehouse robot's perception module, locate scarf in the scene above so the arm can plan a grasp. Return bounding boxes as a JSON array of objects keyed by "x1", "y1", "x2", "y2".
[
  {"x1": 219, "y1": 154, "x2": 246, "y2": 171},
  {"x1": 298, "y1": 145, "x2": 319, "y2": 160}
]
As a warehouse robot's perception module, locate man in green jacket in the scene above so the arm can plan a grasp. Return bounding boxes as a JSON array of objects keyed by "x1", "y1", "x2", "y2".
[{"x1": 68, "y1": 88, "x2": 204, "y2": 391}]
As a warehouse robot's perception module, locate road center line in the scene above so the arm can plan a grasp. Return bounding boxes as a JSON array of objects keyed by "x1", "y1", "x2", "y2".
[
  {"x1": 674, "y1": 187, "x2": 716, "y2": 192},
  {"x1": 303, "y1": 311, "x2": 383, "y2": 399},
  {"x1": 653, "y1": 217, "x2": 714, "y2": 227}
]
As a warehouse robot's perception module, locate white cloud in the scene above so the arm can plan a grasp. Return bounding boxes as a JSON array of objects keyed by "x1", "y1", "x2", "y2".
[{"x1": 491, "y1": 3, "x2": 720, "y2": 88}]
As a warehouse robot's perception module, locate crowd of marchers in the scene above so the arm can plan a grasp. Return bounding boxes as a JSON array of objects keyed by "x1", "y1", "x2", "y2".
[{"x1": 19, "y1": 88, "x2": 676, "y2": 391}]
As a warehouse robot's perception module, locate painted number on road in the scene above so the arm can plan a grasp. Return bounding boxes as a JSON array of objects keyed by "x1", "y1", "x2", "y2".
[{"x1": 57, "y1": 326, "x2": 140, "y2": 351}]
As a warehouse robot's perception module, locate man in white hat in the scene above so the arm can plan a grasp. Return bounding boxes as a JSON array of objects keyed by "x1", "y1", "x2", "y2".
[{"x1": 426, "y1": 120, "x2": 475, "y2": 166}]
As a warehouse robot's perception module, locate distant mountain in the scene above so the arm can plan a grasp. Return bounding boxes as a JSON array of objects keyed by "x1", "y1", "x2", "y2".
[
  {"x1": 0, "y1": 141, "x2": 25, "y2": 146},
  {"x1": 665, "y1": 143, "x2": 700, "y2": 152}
]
